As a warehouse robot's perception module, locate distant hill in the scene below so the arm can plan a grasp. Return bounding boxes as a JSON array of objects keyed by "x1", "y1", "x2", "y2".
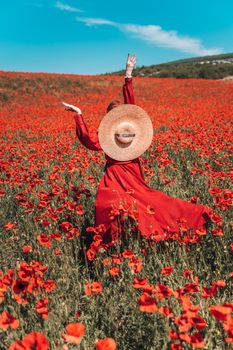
[{"x1": 108, "y1": 53, "x2": 233, "y2": 79}]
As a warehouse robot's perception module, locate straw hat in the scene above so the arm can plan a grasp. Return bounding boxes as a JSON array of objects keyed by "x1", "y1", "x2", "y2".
[{"x1": 98, "y1": 104, "x2": 153, "y2": 161}]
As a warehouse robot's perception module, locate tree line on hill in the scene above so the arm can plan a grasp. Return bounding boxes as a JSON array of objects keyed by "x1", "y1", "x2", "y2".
[{"x1": 107, "y1": 53, "x2": 233, "y2": 79}]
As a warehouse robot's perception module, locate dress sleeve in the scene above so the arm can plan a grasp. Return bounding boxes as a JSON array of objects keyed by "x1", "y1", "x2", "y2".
[
  {"x1": 74, "y1": 114, "x2": 102, "y2": 151},
  {"x1": 123, "y1": 77, "x2": 135, "y2": 105}
]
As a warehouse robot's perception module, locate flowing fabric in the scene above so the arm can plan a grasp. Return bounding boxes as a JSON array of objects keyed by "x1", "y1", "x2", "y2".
[{"x1": 74, "y1": 78, "x2": 211, "y2": 243}]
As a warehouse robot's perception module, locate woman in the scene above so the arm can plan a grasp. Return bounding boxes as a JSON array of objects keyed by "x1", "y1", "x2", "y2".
[{"x1": 63, "y1": 54, "x2": 211, "y2": 244}]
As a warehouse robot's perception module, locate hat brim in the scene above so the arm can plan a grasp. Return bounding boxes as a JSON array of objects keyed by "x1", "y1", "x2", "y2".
[{"x1": 98, "y1": 104, "x2": 153, "y2": 161}]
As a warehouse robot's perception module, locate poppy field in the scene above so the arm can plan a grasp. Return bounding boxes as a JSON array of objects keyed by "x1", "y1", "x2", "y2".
[{"x1": 0, "y1": 71, "x2": 232, "y2": 349}]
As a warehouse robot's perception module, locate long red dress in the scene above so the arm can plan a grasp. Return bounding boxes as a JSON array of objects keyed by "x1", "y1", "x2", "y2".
[{"x1": 74, "y1": 78, "x2": 211, "y2": 243}]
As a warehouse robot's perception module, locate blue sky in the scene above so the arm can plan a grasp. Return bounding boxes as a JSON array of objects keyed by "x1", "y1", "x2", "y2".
[{"x1": 1, "y1": 0, "x2": 233, "y2": 74}]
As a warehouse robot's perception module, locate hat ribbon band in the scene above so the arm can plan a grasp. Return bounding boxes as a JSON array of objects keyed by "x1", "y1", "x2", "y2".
[{"x1": 115, "y1": 133, "x2": 135, "y2": 138}]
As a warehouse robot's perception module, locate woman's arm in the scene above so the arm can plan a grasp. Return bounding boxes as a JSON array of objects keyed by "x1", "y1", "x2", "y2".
[
  {"x1": 123, "y1": 77, "x2": 135, "y2": 105},
  {"x1": 62, "y1": 102, "x2": 102, "y2": 151},
  {"x1": 123, "y1": 54, "x2": 136, "y2": 105},
  {"x1": 74, "y1": 114, "x2": 102, "y2": 151}
]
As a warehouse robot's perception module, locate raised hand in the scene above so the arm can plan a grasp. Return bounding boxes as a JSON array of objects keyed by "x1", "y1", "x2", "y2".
[
  {"x1": 62, "y1": 102, "x2": 82, "y2": 115},
  {"x1": 125, "y1": 53, "x2": 137, "y2": 78}
]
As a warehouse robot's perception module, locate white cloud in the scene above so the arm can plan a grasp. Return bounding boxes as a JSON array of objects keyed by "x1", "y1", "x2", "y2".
[
  {"x1": 76, "y1": 17, "x2": 223, "y2": 56},
  {"x1": 55, "y1": 1, "x2": 83, "y2": 13},
  {"x1": 76, "y1": 17, "x2": 118, "y2": 27},
  {"x1": 122, "y1": 24, "x2": 222, "y2": 56}
]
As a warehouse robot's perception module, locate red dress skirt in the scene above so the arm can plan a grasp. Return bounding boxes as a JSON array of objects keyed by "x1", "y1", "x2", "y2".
[
  {"x1": 74, "y1": 77, "x2": 211, "y2": 243},
  {"x1": 94, "y1": 154, "x2": 211, "y2": 242}
]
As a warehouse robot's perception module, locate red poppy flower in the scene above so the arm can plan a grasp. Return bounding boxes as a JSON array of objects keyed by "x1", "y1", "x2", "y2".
[
  {"x1": 84, "y1": 282, "x2": 103, "y2": 295},
  {"x1": 195, "y1": 228, "x2": 206, "y2": 236},
  {"x1": 179, "y1": 332, "x2": 205, "y2": 348},
  {"x1": 159, "y1": 306, "x2": 173, "y2": 317},
  {"x1": 109, "y1": 267, "x2": 120, "y2": 277},
  {"x1": 183, "y1": 269, "x2": 194, "y2": 280},
  {"x1": 37, "y1": 234, "x2": 52, "y2": 248},
  {"x1": 50, "y1": 232, "x2": 61, "y2": 240},
  {"x1": 62, "y1": 323, "x2": 85, "y2": 344},
  {"x1": 59, "y1": 221, "x2": 73, "y2": 232},
  {"x1": 138, "y1": 293, "x2": 158, "y2": 313},
  {"x1": 209, "y1": 213, "x2": 223, "y2": 225},
  {"x1": 128, "y1": 256, "x2": 143, "y2": 273},
  {"x1": 36, "y1": 298, "x2": 49, "y2": 319},
  {"x1": 76, "y1": 204, "x2": 84, "y2": 215},
  {"x1": 209, "y1": 305, "x2": 232, "y2": 321},
  {"x1": 150, "y1": 231, "x2": 165, "y2": 242},
  {"x1": 161, "y1": 266, "x2": 173, "y2": 276},
  {"x1": 169, "y1": 330, "x2": 179, "y2": 340},
  {"x1": 12, "y1": 279, "x2": 28, "y2": 294},
  {"x1": 22, "y1": 245, "x2": 33, "y2": 253},
  {"x1": 40, "y1": 220, "x2": 51, "y2": 227},
  {"x1": 102, "y1": 258, "x2": 111, "y2": 266},
  {"x1": 170, "y1": 344, "x2": 182, "y2": 350},
  {"x1": 54, "y1": 249, "x2": 61, "y2": 255},
  {"x1": 122, "y1": 249, "x2": 134, "y2": 259},
  {"x1": 215, "y1": 280, "x2": 226, "y2": 287},
  {"x1": 42, "y1": 280, "x2": 56, "y2": 292},
  {"x1": 154, "y1": 283, "x2": 173, "y2": 299},
  {"x1": 96, "y1": 337, "x2": 117, "y2": 350},
  {"x1": 212, "y1": 227, "x2": 224, "y2": 236},
  {"x1": 132, "y1": 278, "x2": 151, "y2": 290},
  {"x1": 4, "y1": 222, "x2": 17, "y2": 230},
  {"x1": 86, "y1": 248, "x2": 96, "y2": 261},
  {"x1": 9, "y1": 332, "x2": 49, "y2": 350},
  {"x1": 76, "y1": 310, "x2": 81, "y2": 318},
  {"x1": 0, "y1": 311, "x2": 20, "y2": 330}
]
